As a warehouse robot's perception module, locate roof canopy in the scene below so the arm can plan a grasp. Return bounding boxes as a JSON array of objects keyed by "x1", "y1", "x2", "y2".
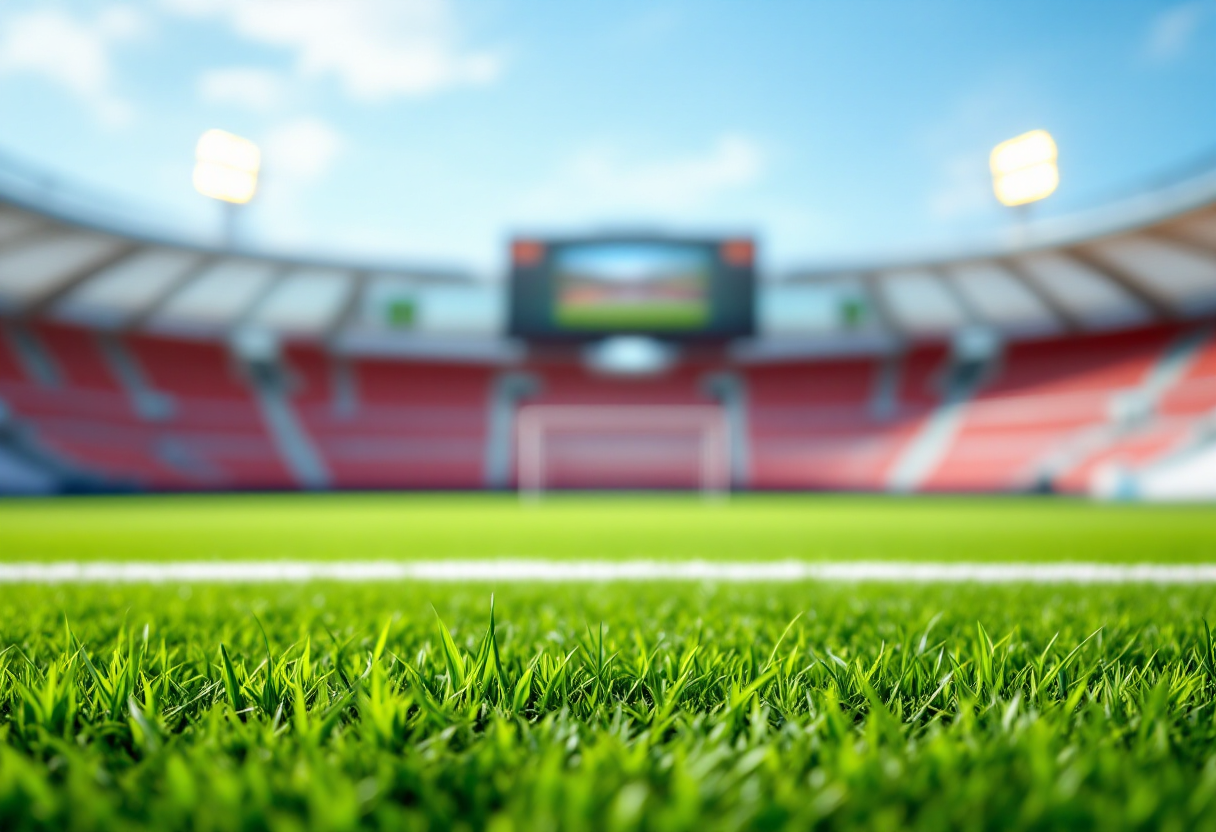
[{"x1": 2, "y1": 164, "x2": 1215, "y2": 360}]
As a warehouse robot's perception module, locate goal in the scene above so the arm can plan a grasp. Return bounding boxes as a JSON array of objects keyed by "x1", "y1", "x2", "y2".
[{"x1": 516, "y1": 405, "x2": 731, "y2": 498}]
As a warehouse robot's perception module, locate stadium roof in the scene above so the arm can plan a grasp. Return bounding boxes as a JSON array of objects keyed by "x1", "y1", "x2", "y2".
[{"x1": 1, "y1": 156, "x2": 1215, "y2": 359}]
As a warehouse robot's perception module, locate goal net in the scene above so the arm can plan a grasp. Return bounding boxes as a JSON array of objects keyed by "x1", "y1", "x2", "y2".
[{"x1": 516, "y1": 405, "x2": 731, "y2": 498}]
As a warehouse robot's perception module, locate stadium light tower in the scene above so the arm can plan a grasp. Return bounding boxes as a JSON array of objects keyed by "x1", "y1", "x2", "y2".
[
  {"x1": 990, "y1": 129, "x2": 1058, "y2": 209},
  {"x1": 192, "y1": 129, "x2": 260, "y2": 248}
]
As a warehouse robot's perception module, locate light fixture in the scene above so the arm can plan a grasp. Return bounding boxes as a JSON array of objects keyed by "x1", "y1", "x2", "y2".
[
  {"x1": 990, "y1": 129, "x2": 1058, "y2": 207},
  {"x1": 193, "y1": 129, "x2": 260, "y2": 205}
]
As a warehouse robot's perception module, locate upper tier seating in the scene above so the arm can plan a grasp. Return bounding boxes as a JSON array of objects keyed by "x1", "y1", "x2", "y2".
[
  {"x1": 745, "y1": 347, "x2": 946, "y2": 490},
  {"x1": 517, "y1": 361, "x2": 717, "y2": 489},
  {"x1": 0, "y1": 324, "x2": 292, "y2": 489},
  {"x1": 3, "y1": 320, "x2": 1214, "y2": 494},
  {"x1": 124, "y1": 334, "x2": 293, "y2": 488},
  {"x1": 1158, "y1": 333, "x2": 1216, "y2": 418},
  {"x1": 1049, "y1": 326, "x2": 1216, "y2": 491},
  {"x1": 0, "y1": 323, "x2": 188, "y2": 487},
  {"x1": 922, "y1": 327, "x2": 1178, "y2": 491},
  {"x1": 526, "y1": 362, "x2": 711, "y2": 406},
  {"x1": 284, "y1": 345, "x2": 492, "y2": 489}
]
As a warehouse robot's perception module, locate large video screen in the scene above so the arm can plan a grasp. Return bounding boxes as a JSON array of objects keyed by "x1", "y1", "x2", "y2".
[{"x1": 509, "y1": 237, "x2": 755, "y2": 341}]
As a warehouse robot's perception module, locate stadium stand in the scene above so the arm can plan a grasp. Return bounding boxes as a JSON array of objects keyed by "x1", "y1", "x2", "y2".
[
  {"x1": 921, "y1": 327, "x2": 1180, "y2": 492},
  {"x1": 745, "y1": 354, "x2": 935, "y2": 490},
  {"x1": 1159, "y1": 329, "x2": 1216, "y2": 417},
  {"x1": 124, "y1": 333, "x2": 294, "y2": 488},
  {"x1": 514, "y1": 359, "x2": 722, "y2": 489},
  {"x1": 2, "y1": 164, "x2": 1216, "y2": 495},
  {"x1": 284, "y1": 346, "x2": 491, "y2": 489}
]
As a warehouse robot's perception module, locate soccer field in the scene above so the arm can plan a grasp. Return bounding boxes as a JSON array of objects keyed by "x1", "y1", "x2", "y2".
[
  {"x1": 3, "y1": 494, "x2": 1216, "y2": 831},
  {"x1": 2, "y1": 493, "x2": 1215, "y2": 562}
]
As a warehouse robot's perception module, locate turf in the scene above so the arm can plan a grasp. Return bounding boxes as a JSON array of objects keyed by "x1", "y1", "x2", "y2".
[
  {"x1": 4, "y1": 494, "x2": 1216, "y2": 831},
  {"x1": 555, "y1": 302, "x2": 709, "y2": 330},
  {"x1": 5, "y1": 582, "x2": 1216, "y2": 831},
  {"x1": 1, "y1": 493, "x2": 1215, "y2": 563}
]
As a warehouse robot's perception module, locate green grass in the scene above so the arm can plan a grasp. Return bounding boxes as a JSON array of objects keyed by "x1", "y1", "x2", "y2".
[
  {"x1": 4, "y1": 494, "x2": 1216, "y2": 830},
  {"x1": 5, "y1": 582, "x2": 1216, "y2": 830},
  {"x1": 555, "y1": 301, "x2": 708, "y2": 330},
  {"x1": 1, "y1": 493, "x2": 1215, "y2": 563}
]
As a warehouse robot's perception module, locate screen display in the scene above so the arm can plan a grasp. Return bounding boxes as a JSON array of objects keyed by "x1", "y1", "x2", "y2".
[
  {"x1": 554, "y1": 243, "x2": 711, "y2": 331},
  {"x1": 509, "y1": 237, "x2": 755, "y2": 341}
]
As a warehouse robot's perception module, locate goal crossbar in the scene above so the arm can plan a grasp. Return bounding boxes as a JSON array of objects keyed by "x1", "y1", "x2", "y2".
[{"x1": 516, "y1": 405, "x2": 730, "y2": 498}]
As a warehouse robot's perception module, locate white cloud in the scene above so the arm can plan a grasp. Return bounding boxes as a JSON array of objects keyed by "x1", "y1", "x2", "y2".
[
  {"x1": 518, "y1": 135, "x2": 765, "y2": 220},
  {"x1": 262, "y1": 118, "x2": 343, "y2": 181},
  {"x1": 163, "y1": 0, "x2": 503, "y2": 100},
  {"x1": 0, "y1": 6, "x2": 147, "y2": 126},
  {"x1": 198, "y1": 66, "x2": 289, "y2": 111},
  {"x1": 97, "y1": 6, "x2": 148, "y2": 40},
  {"x1": 1143, "y1": 2, "x2": 1210, "y2": 63}
]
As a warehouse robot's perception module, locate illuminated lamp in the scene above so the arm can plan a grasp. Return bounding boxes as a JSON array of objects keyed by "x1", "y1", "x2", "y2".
[
  {"x1": 990, "y1": 129, "x2": 1058, "y2": 207},
  {"x1": 193, "y1": 129, "x2": 260, "y2": 204}
]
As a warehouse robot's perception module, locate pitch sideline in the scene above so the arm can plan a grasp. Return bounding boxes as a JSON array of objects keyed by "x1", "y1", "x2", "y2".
[{"x1": 3, "y1": 560, "x2": 1216, "y2": 583}]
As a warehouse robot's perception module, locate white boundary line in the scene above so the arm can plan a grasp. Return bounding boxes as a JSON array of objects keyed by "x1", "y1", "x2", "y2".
[{"x1": 3, "y1": 560, "x2": 1216, "y2": 584}]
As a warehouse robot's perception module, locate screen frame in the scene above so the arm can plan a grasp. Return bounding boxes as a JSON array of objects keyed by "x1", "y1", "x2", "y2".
[{"x1": 507, "y1": 235, "x2": 756, "y2": 343}]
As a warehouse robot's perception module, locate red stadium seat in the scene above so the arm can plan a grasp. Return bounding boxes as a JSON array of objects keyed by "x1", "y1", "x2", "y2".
[
  {"x1": 517, "y1": 360, "x2": 718, "y2": 489},
  {"x1": 3, "y1": 320, "x2": 1213, "y2": 495},
  {"x1": 284, "y1": 345, "x2": 492, "y2": 489},
  {"x1": 746, "y1": 347, "x2": 945, "y2": 490},
  {"x1": 1158, "y1": 335, "x2": 1216, "y2": 417},
  {"x1": 923, "y1": 327, "x2": 1177, "y2": 492}
]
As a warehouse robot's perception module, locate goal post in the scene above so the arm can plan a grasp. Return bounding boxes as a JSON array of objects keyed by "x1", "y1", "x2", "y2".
[{"x1": 516, "y1": 405, "x2": 731, "y2": 499}]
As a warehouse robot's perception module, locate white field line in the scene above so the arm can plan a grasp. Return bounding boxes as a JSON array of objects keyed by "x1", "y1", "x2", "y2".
[{"x1": 2, "y1": 560, "x2": 1216, "y2": 584}]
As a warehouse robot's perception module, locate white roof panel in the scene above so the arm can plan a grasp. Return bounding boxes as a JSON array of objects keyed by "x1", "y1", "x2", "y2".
[
  {"x1": 1164, "y1": 211, "x2": 1216, "y2": 250},
  {"x1": 944, "y1": 261, "x2": 1060, "y2": 335},
  {"x1": 0, "y1": 233, "x2": 126, "y2": 311},
  {"x1": 54, "y1": 248, "x2": 204, "y2": 328},
  {"x1": 877, "y1": 269, "x2": 966, "y2": 335},
  {"x1": 1013, "y1": 251, "x2": 1151, "y2": 331},
  {"x1": 1087, "y1": 236, "x2": 1216, "y2": 315},
  {"x1": 151, "y1": 259, "x2": 278, "y2": 332},
  {"x1": 249, "y1": 267, "x2": 352, "y2": 334},
  {"x1": 0, "y1": 209, "x2": 45, "y2": 248}
]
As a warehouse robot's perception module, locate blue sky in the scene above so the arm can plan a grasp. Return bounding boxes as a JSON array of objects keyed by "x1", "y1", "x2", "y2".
[
  {"x1": 0, "y1": 0, "x2": 1213, "y2": 276},
  {"x1": 557, "y1": 243, "x2": 710, "y2": 284}
]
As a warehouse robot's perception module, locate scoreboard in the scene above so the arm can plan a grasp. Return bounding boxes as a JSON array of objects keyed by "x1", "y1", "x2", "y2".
[{"x1": 508, "y1": 236, "x2": 755, "y2": 341}]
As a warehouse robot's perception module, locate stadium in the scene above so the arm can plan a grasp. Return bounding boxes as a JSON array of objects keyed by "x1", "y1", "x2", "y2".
[
  {"x1": 3, "y1": 155, "x2": 1216, "y2": 498},
  {"x1": 2, "y1": 3, "x2": 1216, "y2": 830}
]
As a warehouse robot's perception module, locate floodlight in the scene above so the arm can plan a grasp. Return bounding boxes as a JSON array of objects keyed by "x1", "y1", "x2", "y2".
[
  {"x1": 990, "y1": 129, "x2": 1058, "y2": 207},
  {"x1": 193, "y1": 129, "x2": 260, "y2": 204}
]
